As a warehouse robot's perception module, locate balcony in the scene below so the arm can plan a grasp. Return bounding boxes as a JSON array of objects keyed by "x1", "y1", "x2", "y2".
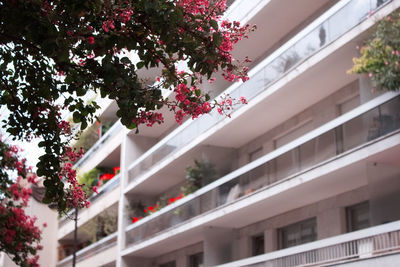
[
  {"x1": 125, "y1": 0, "x2": 393, "y2": 193},
  {"x1": 57, "y1": 232, "x2": 117, "y2": 267},
  {"x1": 215, "y1": 221, "x2": 400, "y2": 267},
  {"x1": 122, "y1": 92, "x2": 400, "y2": 255},
  {"x1": 74, "y1": 120, "x2": 124, "y2": 172},
  {"x1": 58, "y1": 174, "x2": 120, "y2": 236}
]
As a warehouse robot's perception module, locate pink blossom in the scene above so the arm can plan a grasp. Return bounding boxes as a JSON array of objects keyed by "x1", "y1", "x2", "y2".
[
  {"x1": 87, "y1": 36, "x2": 94, "y2": 44},
  {"x1": 92, "y1": 186, "x2": 98, "y2": 194}
]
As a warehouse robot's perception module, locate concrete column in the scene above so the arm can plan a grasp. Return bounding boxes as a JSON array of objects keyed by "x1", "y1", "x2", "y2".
[
  {"x1": 203, "y1": 226, "x2": 234, "y2": 266},
  {"x1": 317, "y1": 207, "x2": 346, "y2": 239},
  {"x1": 264, "y1": 228, "x2": 278, "y2": 253},
  {"x1": 117, "y1": 133, "x2": 132, "y2": 267},
  {"x1": 176, "y1": 249, "x2": 186, "y2": 267},
  {"x1": 117, "y1": 134, "x2": 159, "y2": 267}
]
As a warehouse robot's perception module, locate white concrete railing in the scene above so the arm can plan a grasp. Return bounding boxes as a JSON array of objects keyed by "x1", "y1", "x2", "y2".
[
  {"x1": 123, "y1": 92, "x2": 400, "y2": 250},
  {"x1": 216, "y1": 221, "x2": 400, "y2": 267},
  {"x1": 57, "y1": 232, "x2": 117, "y2": 267},
  {"x1": 124, "y1": 0, "x2": 392, "y2": 193}
]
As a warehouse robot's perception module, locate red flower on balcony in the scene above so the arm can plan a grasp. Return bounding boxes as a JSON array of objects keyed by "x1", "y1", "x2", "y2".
[
  {"x1": 99, "y1": 173, "x2": 114, "y2": 181},
  {"x1": 113, "y1": 166, "x2": 120, "y2": 175},
  {"x1": 132, "y1": 216, "x2": 143, "y2": 223},
  {"x1": 168, "y1": 197, "x2": 176, "y2": 204}
]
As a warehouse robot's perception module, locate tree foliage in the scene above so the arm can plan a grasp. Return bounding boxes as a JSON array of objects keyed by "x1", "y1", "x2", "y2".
[
  {"x1": 349, "y1": 11, "x2": 400, "y2": 91},
  {"x1": 0, "y1": 138, "x2": 43, "y2": 267},
  {"x1": 0, "y1": 0, "x2": 254, "y2": 211}
]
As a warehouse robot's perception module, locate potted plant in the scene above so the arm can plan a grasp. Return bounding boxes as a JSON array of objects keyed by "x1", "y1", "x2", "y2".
[{"x1": 181, "y1": 159, "x2": 217, "y2": 195}]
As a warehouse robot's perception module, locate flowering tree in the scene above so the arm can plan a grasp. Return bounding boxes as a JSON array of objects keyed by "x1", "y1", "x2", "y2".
[
  {"x1": 0, "y1": 0, "x2": 254, "y2": 211},
  {"x1": 0, "y1": 138, "x2": 43, "y2": 267},
  {"x1": 349, "y1": 12, "x2": 400, "y2": 91}
]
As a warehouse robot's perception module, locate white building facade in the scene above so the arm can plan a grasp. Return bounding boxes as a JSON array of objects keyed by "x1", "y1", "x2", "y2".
[{"x1": 57, "y1": 0, "x2": 400, "y2": 266}]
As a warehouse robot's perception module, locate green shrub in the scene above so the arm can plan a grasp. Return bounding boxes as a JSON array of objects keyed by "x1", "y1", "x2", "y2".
[{"x1": 349, "y1": 11, "x2": 400, "y2": 91}]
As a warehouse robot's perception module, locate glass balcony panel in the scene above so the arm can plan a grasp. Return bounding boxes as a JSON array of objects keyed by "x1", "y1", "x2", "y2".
[
  {"x1": 327, "y1": 0, "x2": 371, "y2": 41},
  {"x1": 125, "y1": 95, "x2": 400, "y2": 249},
  {"x1": 239, "y1": 165, "x2": 268, "y2": 195},
  {"x1": 261, "y1": 57, "x2": 282, "y2": 90},
  {"x1": 315, "y1": 130, "x2": 337, "y2": 162},
  {"x1": 299, "y1": 138, "x2": 318, "y2": 171},
  {"x1": 127, "y1": 0, "x2": 384, "y2": 185},
  {"x1": 343, "y1": 108, "x2": 377, "y2": 151},
  {"x1": 200, "y1": 189, "x2": 218, "y2": 213},
  {"x1": 378, "y1": 97, "x2": 400, "y2": 135},
  {"x1": 275, "y1": 150, "x2": 300, "y2": 181}
]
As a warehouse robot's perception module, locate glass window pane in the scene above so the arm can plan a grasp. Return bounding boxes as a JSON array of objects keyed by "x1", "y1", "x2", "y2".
[
  {"x1": 346, "y1": 201, "x2": 370, "y2": 232},
  {"x1": 189, "y1": 252, "x2": 203, "y2": 267},
  {"x1": 252, "y1": 234, "x2": 265, "y2": 256},
  {"x1": 279, "y1": 218, "x2": 317, "y2": 249}
]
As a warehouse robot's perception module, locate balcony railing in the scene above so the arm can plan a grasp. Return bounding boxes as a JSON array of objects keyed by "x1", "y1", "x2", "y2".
[
  {"x1": 127, "y1": 0, "x2": 391, "y2": 187},
  {"x1": 74, "y1": 120, "x2": 123, "y2": 169},
  {"x1": 59, "y1": 174, "x2": 120, "y2": 227},
  {"x1": 216, "y1": 221, "x2": 400, "y2": 267},
  {"x1": 124, "y1": 93, "x2": 400, "y2": 250},
  {"x1": 57, "y1": 232, "x2": 117, "y2": 267}
]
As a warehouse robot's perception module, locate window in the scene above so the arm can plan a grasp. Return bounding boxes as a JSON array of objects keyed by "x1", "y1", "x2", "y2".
[
  {"x1": 347, "y1": 201, "x2": 370, "y2": 232},
  {"x1": 279, "y1": 218, "x2": 317, "y2": 249},
  {"x1": 252, "y1": 234, "x2": 265, "y2": 256},
  {"x1": 159, "y1": 261, "x2": 176, "y2": 267},
  {"x1": 188, "y1": 252, "x2": 203, "y2": 267}
]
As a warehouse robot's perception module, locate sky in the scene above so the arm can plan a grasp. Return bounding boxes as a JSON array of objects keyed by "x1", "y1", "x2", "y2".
[{"x1": 0, "y1": 106, "x2": 44, "y2": 168}]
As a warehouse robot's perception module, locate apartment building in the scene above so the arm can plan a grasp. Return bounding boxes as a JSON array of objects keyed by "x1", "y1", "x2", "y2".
[{"x1": 57, "y1": 0, "x2": 400, "y2": 266}]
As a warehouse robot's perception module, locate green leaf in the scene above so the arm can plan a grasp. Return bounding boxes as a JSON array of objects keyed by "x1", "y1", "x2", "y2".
[
  {"x1": 43, "y1": 179, "x2": 53, "y2": 187},
  {"x1": 80, "y1": 120, "x2": 88, "y2": 130},
  {"x1": 136, "y1": 61, "x2": 145, "y2": 69},
  {"x1": 121, "y1": 57, "x2": 131, "y2": 64},
  {"x1": 127, "y1": 122, "x2": 137, "y2": 129},
  {"x1": 73, "y1": 112, "x2": 81, "y2": 123},
  {"x1": 210, "y1": 20, "x2": 218, "y2": 30},
  {"x1": 213, "y1": 32, "x2": 222, "y2": 46},
  {"x1": 42, "y1": 196, "x2": 52, "y2": 204}
]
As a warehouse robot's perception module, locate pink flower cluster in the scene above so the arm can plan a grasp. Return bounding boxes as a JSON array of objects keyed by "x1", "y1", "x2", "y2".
[
  {"x1": 57, "y1": 120, "x2": 71, "y2": 134},
  {"x1": 216, "y1": 94, "x2": 248, "y2": 118},
  {"x1": 59, "y1": 147, "x2": 90, "y2": 209},
  {"x1": 132, "y1": 111, "x2": 164, "y2": 127},
  {"x1": 8, "y1": 178, "x2": 32, "y2": 207},
  {"x1": 0, "y1": 139, "x2": 43, "y2": 267},
  {"x1": 102, "y1": 8, "x2": 134, "y2": 33},
  {"x1": 170, "y1": 82, "x2": 215, "y2": 124}
]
